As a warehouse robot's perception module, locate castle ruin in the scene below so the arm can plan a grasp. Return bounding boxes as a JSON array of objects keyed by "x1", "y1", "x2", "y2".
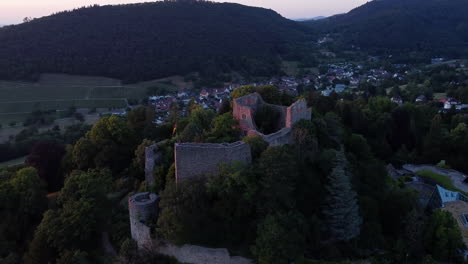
[
  {"x1": 232, "y1": 93, "x2": 311, "y2": 146},
  {"x1": 145, "y1": 93, "x2": 312, "y2": 182},
  {"x1": 134, "y1": 93, "x2": 311, "y2": 262},
  {"x1": 128, "y1": 192, "x2": 159, "y2": 250},
  {"x1": 175, "y1": 142, "x2": 252, "y2": 183}
]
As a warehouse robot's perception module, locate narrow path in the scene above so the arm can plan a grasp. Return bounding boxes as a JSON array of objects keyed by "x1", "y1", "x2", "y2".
[
  {"x1": 102, "y1": 232, "x2": 118, "y2": 257},
  {"x1": 157, "y1": 243, "x2": 252, "y2": 264}
]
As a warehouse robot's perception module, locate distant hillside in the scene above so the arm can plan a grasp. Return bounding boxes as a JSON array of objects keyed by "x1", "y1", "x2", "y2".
[
  {"x1": 0, "y1": 1, "x2": 310, "y2": 82},
  {"x1": 295, "y1": 16, "x2": 326, "y2": 22},
  {"x1": 303, "y1": 0, "x2": 468, "y2": 57}
]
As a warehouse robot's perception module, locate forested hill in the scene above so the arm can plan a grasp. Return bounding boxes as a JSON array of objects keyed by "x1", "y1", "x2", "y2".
[
  {"x1": 0, "y1": 1, "x2": 310, "y2": 82},
  {"x1": 303, "y1": 0, "x2": 468, "y2": 57}
]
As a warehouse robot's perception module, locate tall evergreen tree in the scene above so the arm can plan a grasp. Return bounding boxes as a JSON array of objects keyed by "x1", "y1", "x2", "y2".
[{"x1": 321, "y1": 148, "x2": 362, "y2": 242}]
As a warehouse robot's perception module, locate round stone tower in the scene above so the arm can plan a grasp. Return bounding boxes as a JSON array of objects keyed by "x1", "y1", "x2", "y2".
[{"x1": 128, "y1": 192, "x2": 159, "y2": 249}]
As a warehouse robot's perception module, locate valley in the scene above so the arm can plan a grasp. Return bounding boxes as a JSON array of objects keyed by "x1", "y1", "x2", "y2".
[{"x1": 1, "y1": 0, "x2": 468, "y2": 264}]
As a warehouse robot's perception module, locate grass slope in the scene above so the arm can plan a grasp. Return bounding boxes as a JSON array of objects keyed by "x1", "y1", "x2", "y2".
[{"x1": 417, "y1": 169, "x2": 457, "y2": 191}]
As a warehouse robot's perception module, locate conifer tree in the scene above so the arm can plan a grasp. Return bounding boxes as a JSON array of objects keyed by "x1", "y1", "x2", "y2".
[{"x1": 321, "y1": 148, "x2": 362, "y2": 242}]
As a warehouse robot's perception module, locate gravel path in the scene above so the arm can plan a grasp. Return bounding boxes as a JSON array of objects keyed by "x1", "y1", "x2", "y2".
[{"x1": 157, "y1": 243, "x2": 252, "y2": 264}]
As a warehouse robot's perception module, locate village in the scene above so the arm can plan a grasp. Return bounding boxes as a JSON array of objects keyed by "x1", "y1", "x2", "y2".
[{"x1": 148, "y1": 58, "x2": 468, "y2": 124}]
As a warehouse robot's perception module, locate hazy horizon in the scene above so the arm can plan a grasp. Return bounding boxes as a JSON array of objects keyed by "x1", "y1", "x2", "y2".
[{"x1": 0, "y1": 0, "x2": 369, "y2": 25}]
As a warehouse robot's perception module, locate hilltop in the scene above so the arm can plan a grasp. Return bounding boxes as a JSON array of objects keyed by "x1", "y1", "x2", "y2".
[
  {"x1": 303, "y1": 0, "x2": 468, "y2": 57},
  {"x1": 0, "y1": 1, "x2": 310, "y2": 82}
]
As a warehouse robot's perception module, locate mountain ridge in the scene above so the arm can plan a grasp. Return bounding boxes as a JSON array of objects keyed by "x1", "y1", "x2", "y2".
[
  {"x1": 0, "y1": 1, "x2": 310, "y2": 82},
  {"x1": 303, "y1": 0, "x2": 468, "y2": 57}
]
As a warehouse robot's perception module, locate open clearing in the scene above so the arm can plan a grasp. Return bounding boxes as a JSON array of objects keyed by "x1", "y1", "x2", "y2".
[
  {"x1": 0, "y1": 73, "x2": 193, "y2": 124},
  {"x1": 281, "y1": 61, "x2": 318, "y2": 76},
  {"x1": 0, "y1": 156, "x2": 26, "y2": 168},
  {"x1": 0, "y1": 114, "x2": 101, "y2": 143},
  {"x1": 417, "y1": 169, "x2": 457, "y2": 191}
]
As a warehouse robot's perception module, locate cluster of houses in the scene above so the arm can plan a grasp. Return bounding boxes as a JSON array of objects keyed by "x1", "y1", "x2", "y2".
[
  {"x1": 388, "y1": 164, "x2": 468, "y2": 256},
  {"x1": 147, "y1": 58, "x2": 468, "y2": 123},
  {"x1": 432, "y1": 58, "x2": 466, "y2": 68},
  {"x1": 319, "y1": 62, "x2": 409, "y2": 96},
  {"x1": 440, "y1": 98, "x2": 468, "y2": 113},
  {"x1": 389, "y1": 95, "x2": 468, "y2": 114},
  {"x1": 148, "y1": 84, "x2": 240, "y2": 123},
  {"x1": 146, "y1": 61, "x2": 413, "y2": 122}
]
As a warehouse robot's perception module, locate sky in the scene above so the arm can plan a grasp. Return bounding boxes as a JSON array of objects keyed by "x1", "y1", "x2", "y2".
[{"x1": 0, "y1": 0, "x2": 369, "y2": 25}]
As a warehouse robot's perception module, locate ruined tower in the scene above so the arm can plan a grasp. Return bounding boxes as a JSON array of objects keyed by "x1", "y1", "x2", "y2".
[
  {"x1": 128, "y1": 192, "x2": 159, "y2": 249},
  {"x1": 145, "y1": 144, "x2": 162, "y2": 186}
]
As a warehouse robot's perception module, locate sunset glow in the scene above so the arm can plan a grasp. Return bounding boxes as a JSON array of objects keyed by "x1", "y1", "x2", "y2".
[{"x1": 0, "y1": 0, "x2": 369, "y2": 24}]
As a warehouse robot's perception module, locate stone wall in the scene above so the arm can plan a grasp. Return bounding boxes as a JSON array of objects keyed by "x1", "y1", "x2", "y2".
[
  {"x1": 175, "y1": 142, "x2": 252, "y2": 182},
  {"x1": 158, "y1": 244, "x2": 252, "y2": 264},
  {"x1": 232, "y1": 93, "x2": 263, "y2": 133},
  {"x1": 233, "y1": 93, "x2": 311, "y2": 146},
  {"x1": 145, "y1": 144, "x2": 162, "y2": 186},
  {"x1": 262, "y1": 127, "x2": 293, "y2": 146},
  {"x1": 286, "y1": 99, "x2": 312, "y2": 128},
  {"x1": 170, "y1": 93, "x2": 311, "y2": 182},
  {"x1": 233, "y1": 93, "x2": 311, "y2": 137},
  {"x1": 128, "y1": 192, "x2": 159, "y2": 249}
]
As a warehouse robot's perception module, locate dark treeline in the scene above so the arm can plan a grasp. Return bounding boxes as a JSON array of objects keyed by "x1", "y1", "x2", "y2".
[
  {"x1": 0, "y1": 1, "x2": 311, "y2": 82},
  {"x1": 0, "y1": 123, "x2": 90, "y2": 164},
  {"x1": 303, "y1": 0, "x2": 468, "y2": 58},
  {"x1": 309, "y1": 91, "x2": 468, "y2": 175}
]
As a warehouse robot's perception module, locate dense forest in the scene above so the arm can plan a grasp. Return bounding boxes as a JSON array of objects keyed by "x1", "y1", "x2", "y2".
[
  {"x1": 0, "y1": 1, "x2": 311, "y2": 82},
  {"x1": 2, "y1": 85, "x2": 468, "y2": 263},
  {"x1": 303, "y1": 0, "x2": 468, "y2": 58}
]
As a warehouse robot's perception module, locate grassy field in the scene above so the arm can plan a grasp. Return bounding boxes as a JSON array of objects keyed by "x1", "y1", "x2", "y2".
[
  {"x1": 433, "y1": 93, "x2": 447, "y2": 100},
  {"x1": 417, "y1": 169, "x2": 457, "y2": 191},
  {"x1": 0, "y1": 156, "x2": 26, "y2": 168},
  {"x1": 281, "y1": 61, "x2": 318, "y2": 76},
  {"x1": 0, "y1": 74, "x2": 146, "y2": 101},
  {"x1": 0, "y1": 99, "x2": 127, "y2": 113},
  {"x1": 0, "y1": 114, "x2": 101, "y2": 142},
  {"x1": 0, "y1": 113, "x2": 31, "y2": 126},
  {"x1": 0, "y1": 73, "x2": 192, "y2": 124}
]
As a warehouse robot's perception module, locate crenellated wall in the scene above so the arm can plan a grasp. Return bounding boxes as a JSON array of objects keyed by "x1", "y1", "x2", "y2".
[{"x1": 175, "y1": 142, "x2": 252, "y2": 182}]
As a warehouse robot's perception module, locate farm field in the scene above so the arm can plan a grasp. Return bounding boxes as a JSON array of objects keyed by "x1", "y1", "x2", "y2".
[
  {"x1": 0, "y1": 114, "x2": 101, "y2": 143},
  {"x1": 0, "y1": 113, "x2": 31, "y2": 126},
  {"x1": 0, "y1": 73, "x2": 192, "y2": 124},
  {"x1": 281, "y1": 61, "x2": 318, "y2": 76},
  {"x1": 0, "y1": 156, "x2": 26, "y2": 168}
]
